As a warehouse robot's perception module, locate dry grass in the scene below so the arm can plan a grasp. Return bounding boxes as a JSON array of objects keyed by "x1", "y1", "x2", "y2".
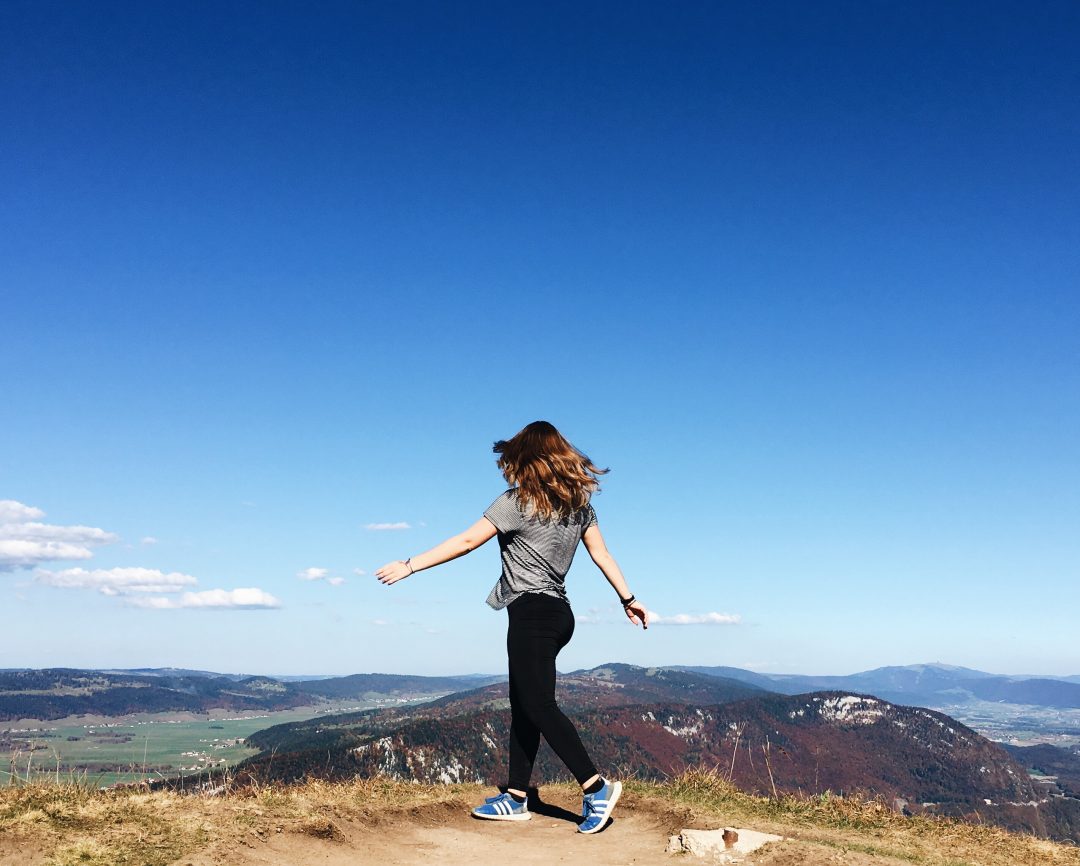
[
  {"x1": 643, "y1": 767, "x2": 1080, "y2": 866},
  {"x1": 0, "y1": 782, "x2": 207, "y2": 865},
  {"x1": 0, "y1": 770, "x2": 1077, "y2": 866},
  {"x1": 0, "y1": 776, "x2": 477, "y2": 865}
]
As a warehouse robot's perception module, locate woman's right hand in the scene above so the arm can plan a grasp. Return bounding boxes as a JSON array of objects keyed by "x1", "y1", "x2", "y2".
[{"x1": 624, "y1": 599, "x2": 649, "y2": 630}]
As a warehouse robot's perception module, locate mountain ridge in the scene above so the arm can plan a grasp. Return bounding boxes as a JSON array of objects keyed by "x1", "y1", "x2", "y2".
[
  {"x1": 4, "y1": 660, "x2": 1080, "y2": 720},
  {"x1": 675, "y1": 662, "x2": 1080, "y2": 708},
  {"x1": 0, "y1": 668, "x2": 501, "y2": 721},
  {"x1": 235, "y1": 675, "x2": 1080, "y2": 842}
]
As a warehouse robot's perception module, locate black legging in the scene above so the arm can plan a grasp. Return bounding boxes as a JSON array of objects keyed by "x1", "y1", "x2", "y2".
[{"x1": 506, "y1": 592, "x2": 598, "y2": 791}]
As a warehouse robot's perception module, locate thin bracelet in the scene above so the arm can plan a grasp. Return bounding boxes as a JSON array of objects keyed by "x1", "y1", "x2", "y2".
[
  {"x1": 405, "y1": 558, "x2": 415, "y2": 575},
  {"x1": 620, "y1": 594, "x2": 635, "y2": 607}
]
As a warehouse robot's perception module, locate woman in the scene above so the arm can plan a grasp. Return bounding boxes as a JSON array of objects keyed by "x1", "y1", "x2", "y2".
[{"x1": 376, "y1": 420, "x2": 648, "y2": 834}]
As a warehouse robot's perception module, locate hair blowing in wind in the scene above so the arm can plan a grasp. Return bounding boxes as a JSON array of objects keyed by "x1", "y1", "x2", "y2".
[{"x1": 493, "y1": 421, "x2": 608, "y2": 520}]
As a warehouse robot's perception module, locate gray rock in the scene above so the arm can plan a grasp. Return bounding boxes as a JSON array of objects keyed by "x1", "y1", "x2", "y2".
[{"x1": 666, "y1": 827, "x2": 783, "y2": 861}]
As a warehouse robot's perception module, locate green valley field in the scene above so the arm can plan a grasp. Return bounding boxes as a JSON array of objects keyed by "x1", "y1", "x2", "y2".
[{"x1": 2, "y1": 704, "x2": 374, "y2": 788}]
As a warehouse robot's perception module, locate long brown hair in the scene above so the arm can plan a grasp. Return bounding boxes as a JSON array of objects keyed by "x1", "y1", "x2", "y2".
[{"x1": 493, "y1": 421, "x2": 608, "y2": 520}]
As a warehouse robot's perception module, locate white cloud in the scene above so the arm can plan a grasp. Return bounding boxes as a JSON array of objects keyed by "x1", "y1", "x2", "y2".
[
  {"x1": 4, "y1": 523, "x2": 115, "y2": 543},
  {"x1": 297, "y1": 567, "x2": 344, "y2": 586},
  {"x1": 1, "y1": 540, "x2": 95, "y2": 568},
  {"x1": 7, "y1": 502, "x2": 283, "y2": 614},
  {"x1": 372, "y1": 618, "x2": 388, "y2": 626},
  {"x1": 0, "y1": 500, "x2": 45, "y2": 522},
  {"x1": 647, "y1": 610, "x2": 742, "y2": 626},
  {"x1": 364, "y1": 522, "x2": 412, "y2": 531},
  {"x1": 0, "y1": 501, "x2": 118, "y2": 571},
  {"x1": 36, "y1": 567, "x2": 199, "y2": 595},
  {"x1": 353, "y1": 568, "x2": 367, "y2": 576},
  {"x1": 130, "y1": 588, "x2": 281, "y2": 610}
]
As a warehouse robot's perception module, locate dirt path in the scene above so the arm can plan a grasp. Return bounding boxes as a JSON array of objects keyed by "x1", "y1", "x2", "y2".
[
  {"x1": 183, "y1": 790, "x2": 677, "y2": 866},
  {"x1": 179, "y1": 789, "x2": 913, "y2": 866}
]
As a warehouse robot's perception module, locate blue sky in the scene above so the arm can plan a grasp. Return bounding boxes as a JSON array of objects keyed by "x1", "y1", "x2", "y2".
[{"x1": 2, "y1": 1, "x2": 1078, "y2": 677}]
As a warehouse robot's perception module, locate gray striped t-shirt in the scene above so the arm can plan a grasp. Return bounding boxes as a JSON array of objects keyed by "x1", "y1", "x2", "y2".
[{"x1": 483, "y1": 489, "x2": 598, "y2": 610}]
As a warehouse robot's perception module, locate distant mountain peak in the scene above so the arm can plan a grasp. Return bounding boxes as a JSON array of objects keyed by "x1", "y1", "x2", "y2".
[{"x1": 904, "y1": 662, "x2": 993, "y2": 675}]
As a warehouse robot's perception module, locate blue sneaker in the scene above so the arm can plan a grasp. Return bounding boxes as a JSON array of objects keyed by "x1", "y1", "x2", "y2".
[
  {"x1": 578, "y1": 778, "x2": 622, "y2": 834},
  {"x1": 472, "y1": 791, "x2": 531, "y2": 821}
]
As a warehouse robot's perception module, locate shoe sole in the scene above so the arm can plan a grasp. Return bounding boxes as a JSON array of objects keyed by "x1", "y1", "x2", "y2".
[
  {"x1": 472, "y1": 809, "x2": 532, "y2": 822},
  {"x1": 578, "y1": 780, "x2": 622, "y2": 834}
]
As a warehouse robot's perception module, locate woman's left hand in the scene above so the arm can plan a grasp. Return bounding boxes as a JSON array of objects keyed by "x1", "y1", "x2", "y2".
[
  {"x1": 624, "y1": 600, "x2": 649, "y2": 629},
  {"x1": 375, "y1": 561, "x2": 412, "y2": 585}
]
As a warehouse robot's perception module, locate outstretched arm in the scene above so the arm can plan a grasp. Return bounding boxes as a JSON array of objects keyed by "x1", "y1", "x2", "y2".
[
  {"x1": 375, "y1": 517, "x2": 498, "y2": 585},
  {"x1": 582, "y1": 525, "x2": 649, "y2": 629}
]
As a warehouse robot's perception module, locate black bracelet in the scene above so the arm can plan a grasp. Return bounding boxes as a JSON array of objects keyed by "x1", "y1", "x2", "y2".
[
  {"x1": 620, "y1": 594, "x2": 635, "y2": 607},
  {"x1": 405, "y1": 558, "x2": 415, "y2": 574}
]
